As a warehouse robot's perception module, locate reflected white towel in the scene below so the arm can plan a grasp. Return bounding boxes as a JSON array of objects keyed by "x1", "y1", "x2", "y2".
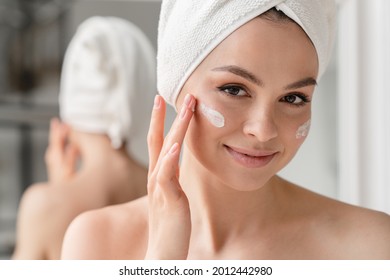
[
  {"x1": 60, "y1": 16, "x2": 156, "y2": 164},
  {"x1": 157, "y1": 0, "x2": 336, "y2": 107}
]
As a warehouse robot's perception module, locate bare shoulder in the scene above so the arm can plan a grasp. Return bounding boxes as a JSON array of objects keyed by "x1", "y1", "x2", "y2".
[
  {"x1": 330, "y1": 201, "x2": 390, "y2": 259},
  {"x1": 284, "y1": 180, "x2": 390, "y2": 259},
  {"x1": 13, "y1": 183, "x2": 60, "y2": 259},
  {"x1": 19, "y1": 182, "x2": 78, "y2": 213},
  {"x1": 62, "y1": 196, "x2": 149, "y2": 259},
  {"x1": 19, "y1": 183, "x2": 52, "y2": 211},
  {"x1": 15, "y1": 182, "x2": 60, "y2": 233}
]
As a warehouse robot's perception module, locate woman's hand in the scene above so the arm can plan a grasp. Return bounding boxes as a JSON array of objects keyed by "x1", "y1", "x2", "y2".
[
  {"x1": 145, "y1": 94, "x2": 196, "y2": 260},
  {"x1": 45, "y1": 118, "x2": 79, "y2": 185}
]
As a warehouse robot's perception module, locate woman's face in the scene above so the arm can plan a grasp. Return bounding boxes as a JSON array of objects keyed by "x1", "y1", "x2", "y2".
[{"x1": 177, "y1": 16, "x2": 318, "y2": 191}]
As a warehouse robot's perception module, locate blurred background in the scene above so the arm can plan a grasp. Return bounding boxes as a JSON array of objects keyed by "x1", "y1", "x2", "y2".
[{"x1": 0, "y1": 0, "x2": 389, "y2": 259}]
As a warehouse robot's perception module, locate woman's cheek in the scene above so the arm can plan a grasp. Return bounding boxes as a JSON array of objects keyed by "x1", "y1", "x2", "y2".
[
  {"x1": 295, "y1": 119, "x2": 311, "y2": 140},
  {"x1": 198, "y1": 102, "x2": 225, "y2": 128}
]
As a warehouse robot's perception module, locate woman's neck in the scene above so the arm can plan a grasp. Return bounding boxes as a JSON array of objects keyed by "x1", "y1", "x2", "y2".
[
  {"x1": 71, "y1": 131, "x2": 127, "y2": 167},
  {"x1": 63, "y1": 130, "x2": 147, "y2": 201}
]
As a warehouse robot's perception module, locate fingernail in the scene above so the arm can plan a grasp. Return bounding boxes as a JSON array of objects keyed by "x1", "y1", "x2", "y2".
[
  {"x1": 154, "y1": 95, "x2": 161, "y2": 109},
  {"x1": 184, "y1": 94, "x2": 191, "y2": 107},
  {"x1": 169, "y1": 142, "x2": 179, "y2": 154}
]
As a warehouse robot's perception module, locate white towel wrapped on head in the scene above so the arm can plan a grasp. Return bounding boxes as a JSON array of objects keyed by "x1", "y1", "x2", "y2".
[
  {"x1": 60, "y1": 16, "x2": 156, "y2": 164},
  {"x1": 157, "y1": 0, "x2": 336, "y2": 107}
]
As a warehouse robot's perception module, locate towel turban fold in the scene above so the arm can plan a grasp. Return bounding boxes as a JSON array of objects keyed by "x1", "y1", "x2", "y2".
[{"x1": 60, "y1": 16, "x2": 156, "y2": 164}]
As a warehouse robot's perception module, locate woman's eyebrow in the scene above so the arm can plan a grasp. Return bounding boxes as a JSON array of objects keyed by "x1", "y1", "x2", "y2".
[
  {"x1": 211, "y1": 65, "x2": 264, "y2": 86},
  {"x1": 211, "y1": 65, "x2": 317, "y2": 90},
  {"x1": 284, "y1": 77, "x2": 317, "y2": 90}
]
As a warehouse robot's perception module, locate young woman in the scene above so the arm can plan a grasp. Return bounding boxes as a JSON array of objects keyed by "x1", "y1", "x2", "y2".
[
  {"x1": 62, "y1": 0, "x2": 390, "y2": 259},
  {"x1": 12, "y1": 16, "x2": 155, "y2": 259}
]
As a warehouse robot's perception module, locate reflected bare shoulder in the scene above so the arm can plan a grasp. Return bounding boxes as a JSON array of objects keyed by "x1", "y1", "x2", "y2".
[{"x1": 61, "y1": 196, "x2": 149, "y2": 260}]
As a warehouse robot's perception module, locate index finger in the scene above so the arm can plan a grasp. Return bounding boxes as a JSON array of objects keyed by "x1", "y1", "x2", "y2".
[
  {"x1": 158, "y1": 94, "x2": 196, "y2": 160},
  {"x1": 48, "y1": 118, "x2": 60, "y2": 145},
  {"x1": 147, "y1": 95, "x2": 166, "y2": 174}
]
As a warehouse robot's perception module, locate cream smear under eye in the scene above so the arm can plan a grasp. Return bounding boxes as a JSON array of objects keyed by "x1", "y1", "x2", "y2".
[
  {"x1": 199, "y1": 103, "x2": 225, "y2": 128},
  {"x1": 296, "y1": 119, "x2": 311, "y2": 139}
]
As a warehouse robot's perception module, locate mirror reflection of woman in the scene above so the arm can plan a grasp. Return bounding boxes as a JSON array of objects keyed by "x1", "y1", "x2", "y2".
[
  {"x1": 12, "y1": 16, "x2": 156, "y2": 260},
  {"x1": 62, "y1": 0, "x2": 390, "y2": 259}
]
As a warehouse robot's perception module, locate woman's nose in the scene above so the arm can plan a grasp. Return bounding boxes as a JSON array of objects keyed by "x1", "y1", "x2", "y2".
[{"x1": 242, "y1": 107, "x2": 278, "y2": 143}]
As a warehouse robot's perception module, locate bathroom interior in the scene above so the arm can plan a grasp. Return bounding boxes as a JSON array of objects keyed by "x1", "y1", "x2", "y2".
[{"x1": 0, "y1": 0, "x2": 389, "y2": 259}]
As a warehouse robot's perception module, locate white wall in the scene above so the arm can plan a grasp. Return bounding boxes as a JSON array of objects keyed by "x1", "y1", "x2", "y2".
[{"x1": 337, "y1": 0, "x2": 390, "y2": 213}]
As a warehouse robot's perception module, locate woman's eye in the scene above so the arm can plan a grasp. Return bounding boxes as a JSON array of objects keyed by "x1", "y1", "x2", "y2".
[
  {"x1": 218, "y1": 85, "x2": 247, "y2": 97},
  {"x1": 281, "y1": 94, "x2": 310, "y2": 106}
]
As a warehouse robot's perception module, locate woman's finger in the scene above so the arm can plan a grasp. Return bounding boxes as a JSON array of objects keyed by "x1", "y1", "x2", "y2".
[
  {"x1": 150, "y1": 94, "x2": 195, "y2": 183},
  {"x1": 64, "y1": 144, "x2": 79, "y2": 176},
  {"x1": 159, "y1": 94, "x2": 196, "y2": 157},
  {"x1": 45, "y1": 119, "x2": 60, "y2": 166},
  {"x1": 145, "y1": 95, "x2": 195, "y2": 260},
  {"x1": 155, "y1": 142, "x2": 183, "y2": 200},
  {"x1": 147, "y1": 95, "x2": 166, "y2": 174},
  {"x1": 48, "y1": 118, "x2": 59, "y2": 147},
  {"x1": 49, "y1": 118, "x2": 68, "y2": 155}
]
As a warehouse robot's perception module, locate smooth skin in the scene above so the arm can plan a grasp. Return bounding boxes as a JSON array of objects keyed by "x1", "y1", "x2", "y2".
[
  {"x1": 61, "y1": 16, "x2": 390, "y2": 260},
  {"x1": 12, "y1": 118, "x2": 147, "y2": 259}
]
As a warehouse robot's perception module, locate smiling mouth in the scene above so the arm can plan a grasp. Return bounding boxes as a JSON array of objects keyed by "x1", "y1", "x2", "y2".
[{"x1": 224, "y1": 145, "x2": 277, "y2": 168}]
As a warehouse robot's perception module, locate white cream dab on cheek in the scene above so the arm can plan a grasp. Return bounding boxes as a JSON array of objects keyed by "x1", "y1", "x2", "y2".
[
  {"x1": 199, "y1": 103, "x2": 225, "y2": 128},
  {"x1": 296, "y1": 119, "x2": 311, "y2": 139}
]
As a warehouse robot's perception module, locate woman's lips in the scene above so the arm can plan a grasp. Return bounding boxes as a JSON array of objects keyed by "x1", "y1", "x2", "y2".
[{"x1": 224, "y1": 145, "x2": 277, "y2": 168}]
